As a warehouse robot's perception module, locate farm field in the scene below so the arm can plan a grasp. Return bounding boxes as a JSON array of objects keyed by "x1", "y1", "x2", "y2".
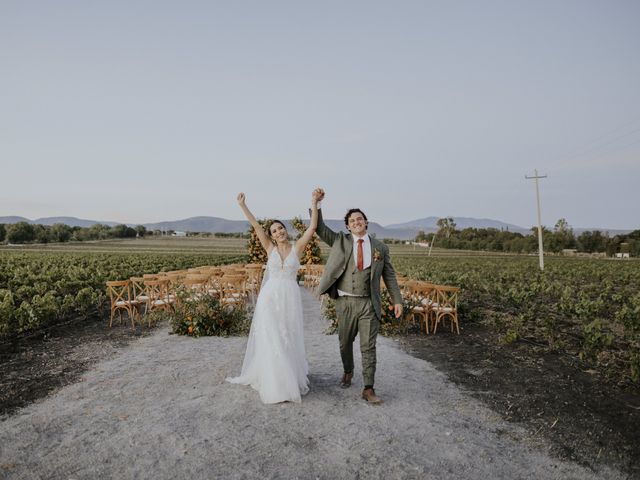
[
  {"x1": 1, "y1": 237, "x2": 639, "y2": 475},
  {"x1": 2, "y1": 237, "x2": 640, "y2": 380},
  {"x1": 0, "y1": 237, "x2": 248, "y2": 337}
]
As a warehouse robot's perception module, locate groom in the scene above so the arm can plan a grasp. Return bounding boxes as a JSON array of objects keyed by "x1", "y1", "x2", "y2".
[{"x1": 312, "y1": 188, "x2": 403, "y2": 404}]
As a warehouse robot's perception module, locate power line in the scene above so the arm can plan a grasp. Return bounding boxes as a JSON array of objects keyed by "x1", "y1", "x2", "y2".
[{"x1": 557, "y1": 116, "x2": 640, "y2": 163}]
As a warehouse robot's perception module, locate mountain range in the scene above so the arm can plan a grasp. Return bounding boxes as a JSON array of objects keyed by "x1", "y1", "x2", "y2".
[{"x1": 1, "y1": 215, "x2": 633, "y2": 240}]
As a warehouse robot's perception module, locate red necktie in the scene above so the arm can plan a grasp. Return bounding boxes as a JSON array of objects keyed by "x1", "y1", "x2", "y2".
[{"x1": 357, "y1": 239, "x2": 364, "y2": 271}]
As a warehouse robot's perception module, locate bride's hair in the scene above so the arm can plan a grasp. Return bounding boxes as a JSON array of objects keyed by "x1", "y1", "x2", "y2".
[{"x1": 267, "y1": 220, "x2": 287, "y2": 239}]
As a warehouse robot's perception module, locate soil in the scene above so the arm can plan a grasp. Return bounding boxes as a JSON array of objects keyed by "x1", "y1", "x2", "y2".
[
  {"x1": 1, "y1": 309, "x2": 639, "y2": 478},
  {"x1": 397, "y1": 320, "x2": 640, "y2": 478},
  {"x1": 0, "y1": 311, "x2": 155, "y2": 417}
]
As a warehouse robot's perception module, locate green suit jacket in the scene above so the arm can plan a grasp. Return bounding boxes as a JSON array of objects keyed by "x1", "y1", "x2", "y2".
[{"x1": 315, "y1": 209, "x2": 403, "y2": 320}]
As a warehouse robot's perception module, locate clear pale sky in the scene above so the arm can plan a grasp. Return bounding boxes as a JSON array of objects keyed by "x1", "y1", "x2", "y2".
[{"x1": 2, "y1": 1, "x2": 639, "y2": 230}]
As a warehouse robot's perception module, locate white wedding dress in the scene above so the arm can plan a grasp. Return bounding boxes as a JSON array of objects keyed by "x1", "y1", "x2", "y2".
[{"x1": 226, "y1": 245, "x2": 309, "y2": 404}]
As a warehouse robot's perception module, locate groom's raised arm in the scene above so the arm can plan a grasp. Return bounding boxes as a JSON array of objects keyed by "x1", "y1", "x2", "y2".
[{"x1": 314, "y1": 208, "x2": 338, "y2": 247}]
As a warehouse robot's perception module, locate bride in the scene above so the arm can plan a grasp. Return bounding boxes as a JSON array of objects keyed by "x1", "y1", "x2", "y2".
[{"x1": 226, "y1": 190, "x2": 319, "y2": 404}]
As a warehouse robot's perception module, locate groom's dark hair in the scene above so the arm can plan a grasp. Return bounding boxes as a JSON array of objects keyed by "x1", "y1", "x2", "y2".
[{"x1": 344, "y1": 208, "x2": 368, "y2": 229}]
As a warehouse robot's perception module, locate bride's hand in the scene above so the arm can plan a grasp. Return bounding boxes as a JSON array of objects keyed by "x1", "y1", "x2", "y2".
[{"x1": 237, "y1": 193, "x2": 246, "y2": 205}]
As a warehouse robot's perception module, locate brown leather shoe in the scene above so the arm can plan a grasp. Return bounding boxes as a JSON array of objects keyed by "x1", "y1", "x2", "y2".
[
  {"x1": 340, "y1": 372, "x2": 353, "y2": 389},
  {"x1": 362, "y1": 388, "x2": 382, "y2": 404}
]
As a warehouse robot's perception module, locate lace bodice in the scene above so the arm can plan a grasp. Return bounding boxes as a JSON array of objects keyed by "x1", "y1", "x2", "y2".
[{"x1": 265, "y1": 244, "x2": 300, "y2": 281}]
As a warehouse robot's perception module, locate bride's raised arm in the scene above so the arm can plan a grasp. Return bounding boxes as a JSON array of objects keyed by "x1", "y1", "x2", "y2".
[
  {"x1": 295, "y1": 189, "x2": 320, "y2": 257},
  {"x1": 237, "y1": 193, "x2": 273, "y2": 254}
]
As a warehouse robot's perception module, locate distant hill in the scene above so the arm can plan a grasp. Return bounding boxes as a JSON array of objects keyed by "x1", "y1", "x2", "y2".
[
  {"x1": 141, "y1": 217, "x2": 418, "y2": 239},
  {"x1": 35, "y1": 217, "x2": 119, "y2": 228},
  {"x1": 143, "y1": 216, "x2": 248, "y2": 234},
  {"x1": 386, "y1": 217, "x2": 531, "y2": 235},
  {"x1": 316, "y1": 219, "x2": 418, "y2": 240},
  {"x1": 0, "y1": 216, "x2": 31, "y2": 224},
  {"x1": 0, "y1": 216, "x2": 119, "y2": 228},
  {"x1": 0, "y1": 215, "x2": 633, "y2": 240}
]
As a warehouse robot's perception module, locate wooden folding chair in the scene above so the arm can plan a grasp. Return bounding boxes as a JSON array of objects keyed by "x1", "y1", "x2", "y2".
[{"x1": 106, "y1": 280, "x2": 136, "y2": 329}]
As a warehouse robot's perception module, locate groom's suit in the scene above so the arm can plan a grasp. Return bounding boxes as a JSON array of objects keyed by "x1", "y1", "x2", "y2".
[{"x1": 316, "y1": 209, "x2": 402, "y2": 387}]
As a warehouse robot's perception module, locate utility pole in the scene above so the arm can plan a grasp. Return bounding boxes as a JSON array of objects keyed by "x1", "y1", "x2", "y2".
[{"x1": 525, "y1": 169, "x2": 547, "y2": 271}]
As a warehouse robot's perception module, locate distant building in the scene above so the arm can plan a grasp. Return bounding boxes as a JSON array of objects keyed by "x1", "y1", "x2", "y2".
[{"x1": 172, "y1": 231, "x2": 187, "y2": 237}]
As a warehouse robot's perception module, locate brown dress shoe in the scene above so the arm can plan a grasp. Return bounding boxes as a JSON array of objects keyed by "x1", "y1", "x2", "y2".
[
  {"x1": 340, "y1": 372, "x2": 353, "y2": 389},
  {"x1": 362, "y1": 388, "x2": 382, "y2": 404}
]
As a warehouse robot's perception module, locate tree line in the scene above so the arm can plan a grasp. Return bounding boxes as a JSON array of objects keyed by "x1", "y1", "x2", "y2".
[
  {"x1": 414, "y1": 218, "x2": 640, "y2": 256},
  {"x1": 0, "y1": 221, "x2": 252, "y2": 245},
  {"x1": 0, "y1": 222, "x2": 146, "y2": 244}
]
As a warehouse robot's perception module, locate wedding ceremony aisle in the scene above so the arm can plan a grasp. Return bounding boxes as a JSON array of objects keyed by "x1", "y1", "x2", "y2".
[{"x1": 0, "y1": 288, "x2": 622, "y2": 479}]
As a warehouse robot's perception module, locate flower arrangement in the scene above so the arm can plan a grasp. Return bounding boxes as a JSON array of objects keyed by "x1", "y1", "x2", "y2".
[
  {"x1": 247, "y1": 219, "x2": 270, "y2": 264},
  {"x1": 291, "y1": 216, "x2": 322, "y2": 265},
  {"x1": 322, "y1": 297, "x2": 338, "y2": 334},
  {"x1": 169, "y1": 290, "x2": 251, "y2": 337},
  {"x1": 373, "y1": 249, "x2": 382, "y2": 263}
]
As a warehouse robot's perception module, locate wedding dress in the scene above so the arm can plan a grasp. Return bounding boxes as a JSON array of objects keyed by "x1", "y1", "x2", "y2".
[{"x1": 226, "y1": 245, "x2": 309, "y2": 404}]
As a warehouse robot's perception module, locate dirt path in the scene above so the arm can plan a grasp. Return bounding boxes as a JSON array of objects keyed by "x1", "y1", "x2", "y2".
[{"x1": 0, "y1": 289, "x2": 623, "y2": 479}]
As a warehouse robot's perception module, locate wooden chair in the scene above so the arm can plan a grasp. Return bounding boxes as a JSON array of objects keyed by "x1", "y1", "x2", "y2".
[
  {"x1": 244, "y1": 264, "x2": 264, "y2": 299},
  {"x1": 430, "y1": 285, "x2": 460, "y2": 334},
  {"x1": 182, "y1": 274, "x2": 210, "y2": 301},
  {"x1": 411, "y1": 282, "x2": 437, "y2": 334},
  {"x1": 143, "y1": 279, "x2": 172, "y2": 323},
  {"x1": 156, "y1": 273, "x2": 180, "y2": 306},
  {"x1": 398, "y1": 281, "x2": 431, "y2": 333},
  {"x1": 220, "y1": 274, "x2": 248, "y2": 306},
  {"x1": 205, "y1": 270, "x2": 224, "y2": 300},
  {"x1": 130, "y1": 277, "x2": 150, "y2": 319},
  {"x1": 304, "y1": 264, "x2": 323, "y2": 294},
  {"x1": 106, "y1": 280, "x2": 136, "y2": 329}
]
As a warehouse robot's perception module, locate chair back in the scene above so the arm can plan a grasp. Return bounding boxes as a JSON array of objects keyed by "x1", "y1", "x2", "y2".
[
  {"x1": 221, "y1": 274, "x2": 248, "y2": 305},
  {"x1": 106, "y1": 280, "x2": 132, "y2": 304}
]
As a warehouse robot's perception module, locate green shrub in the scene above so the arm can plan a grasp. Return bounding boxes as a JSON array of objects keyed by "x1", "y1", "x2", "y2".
[{"x1": 169, "y1": 293, "x2": 251, "y2": 337}]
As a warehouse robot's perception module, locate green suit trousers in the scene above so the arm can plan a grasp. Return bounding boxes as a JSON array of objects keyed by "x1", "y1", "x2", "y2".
[{"x1": 336, "y1": 295, "x2": 379, "y2": 387}]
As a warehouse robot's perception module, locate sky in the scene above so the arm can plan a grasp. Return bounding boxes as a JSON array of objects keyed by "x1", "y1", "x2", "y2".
[{"x1": 1, "y1": 1, "x2": 639, "y2": 230}]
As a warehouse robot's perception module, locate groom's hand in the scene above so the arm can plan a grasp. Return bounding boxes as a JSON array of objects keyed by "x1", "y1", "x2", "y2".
[
  {"x1": 312, "y1": 188, "x2": 325, "y2": 202},
  {"x1": 394, "y1": 304, "x2": 403, "y2": 319}
]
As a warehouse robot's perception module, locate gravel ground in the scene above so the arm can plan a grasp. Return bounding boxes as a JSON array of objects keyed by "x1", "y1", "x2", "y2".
[{"x1": 0, "y1": 288, "x2": 624, "y2": 479}]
